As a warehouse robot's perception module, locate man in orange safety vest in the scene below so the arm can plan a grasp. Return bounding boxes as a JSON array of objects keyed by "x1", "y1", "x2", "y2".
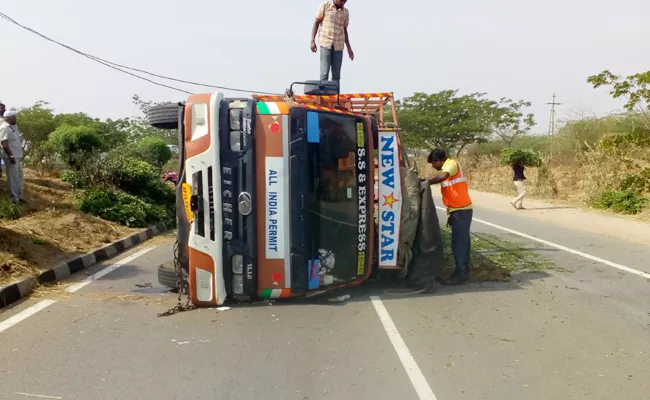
[{"x1": 425, "y1": 148, "x2": 473, "y2": 285}]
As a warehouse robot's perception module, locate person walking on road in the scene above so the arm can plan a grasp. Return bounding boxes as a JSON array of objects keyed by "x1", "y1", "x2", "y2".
[
  {"x1": 510, "y1": 162, "x2": 527, "y2": 210},
  {"x1": 310, "y1": 0, "x2": 354, "y2": 84},
  {"x1": 425, "y1": 149, "x2": 473, "y2": 285},
  {"x1": 0, "y1": 110, "x2": 25, "y2": 203}
]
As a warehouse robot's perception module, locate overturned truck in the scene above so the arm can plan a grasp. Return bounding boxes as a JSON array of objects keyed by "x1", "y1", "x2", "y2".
[{"x1": 148, "y1": 82, "x2": 445, "y2": 306}]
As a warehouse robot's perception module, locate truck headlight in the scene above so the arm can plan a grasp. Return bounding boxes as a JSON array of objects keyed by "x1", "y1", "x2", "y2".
[
  {"x1": 230, "y1": 131, "x2": 242, "y2": 151},
  {"x1": 229, "y1": 108, "x2": 243, "y2": 131},
  {"x1": 232, "y1": 255, "x2": 243, "y2": 274},
  {"x1": 233, "y1": 275, "x2": 244, "y2": 295}
]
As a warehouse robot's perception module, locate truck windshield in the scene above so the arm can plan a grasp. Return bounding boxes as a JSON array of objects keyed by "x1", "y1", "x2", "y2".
[{"x1": 305, "y1": 111, "x2": 368, "y2": 287}]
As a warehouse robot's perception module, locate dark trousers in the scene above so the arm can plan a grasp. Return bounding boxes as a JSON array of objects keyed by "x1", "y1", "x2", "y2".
[
  {"x1": 448, "y1": 209, "x2": 473, "y2": 278},
  {"x1": 320, "y1": 47, "x2": 343, "y2": 82}
]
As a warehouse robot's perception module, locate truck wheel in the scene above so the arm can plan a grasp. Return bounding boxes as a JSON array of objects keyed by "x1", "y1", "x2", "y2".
[
  {"x1": 158, "y1": 261, "x2": 179, "y2": 292},
  {"x1": 147, "y1": 103, "x2": 179, "y2": 130}
]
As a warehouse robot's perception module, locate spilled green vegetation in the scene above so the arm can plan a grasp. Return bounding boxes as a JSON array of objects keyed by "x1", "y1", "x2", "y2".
[{"x1": 440, "y1": 226, "x2": 558, "y2": 274}]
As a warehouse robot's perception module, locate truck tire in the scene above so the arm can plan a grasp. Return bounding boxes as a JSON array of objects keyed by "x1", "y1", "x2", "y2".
[
  {"x1": 158, "y1": 261, "x2": 179, "y2": 292},
  {"x1": 147, "y1": 103, "x2": 179, "y2": 130}
]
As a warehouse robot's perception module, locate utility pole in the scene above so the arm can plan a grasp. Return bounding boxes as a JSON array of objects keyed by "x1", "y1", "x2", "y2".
[{"x1": 547, "y1": 94, "x2": 562, "y2": 155}]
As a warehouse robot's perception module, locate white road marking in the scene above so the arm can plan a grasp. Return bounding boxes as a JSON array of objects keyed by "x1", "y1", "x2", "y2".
[
  {"x1": 436, "y1": 206, "x2": 650, "y2": 280},
  {"x1": 15, "y1": 392, "x2": 62, "y2": 399},
  {"x1": 0, "y1": 300, "x2": 57, "y2": 333},
  {"x1": 370, "y1": 296, "x2": 438, "y2": 400},
  {"x1": 0, "y1": 247, "x2": 154, "y2": 334},
  {"x1": 65, "y1": 247, "x2": 153, "y2": 293}
]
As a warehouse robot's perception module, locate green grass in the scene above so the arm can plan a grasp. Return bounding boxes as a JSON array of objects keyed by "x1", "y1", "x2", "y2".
[
  {"x1": 0, "y1": 198, "x2": 22, "y2": 220},
  {"x1": 30, "y1": 237, "x2": 49, "y2": 245},
  {"x1": 439, "y1": 226, "x2": 557, "y2": 273}
]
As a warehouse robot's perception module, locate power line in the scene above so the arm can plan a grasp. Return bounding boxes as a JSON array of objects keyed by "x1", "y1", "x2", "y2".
[
  {"x1": 546, "y1": 93, "x2": 562, "y2": 156},
  {"x1": 0, "y1": 11, "x2": 281, "y2": 96},
  {"x1": 546, "y1": 93, "x2": 562, "y2": 136},
  {"x1": 85, "y1": 53, "x2": 281, "y2": 95},
  {"x1": 0, "y1": 12, "x2": 192, "y2": 95}
]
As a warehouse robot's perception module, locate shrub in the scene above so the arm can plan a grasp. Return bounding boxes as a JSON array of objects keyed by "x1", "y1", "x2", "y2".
[
  {"x1": 60, "y1": 170, "x2": 87, "y2": 189},
  {"x1": 136, "y1": 137, "x2": 173, "y2": 169},
  {"x1": 111, "y1": 157, "x2": 175, "y2": 204},
  {"x1": 499, "y1": 148, "x2": 542, "y2": 167},
  {"x1": 0, "y1": 198, "x2": 22, "y2": 220},
  {"x1": 590, "y1": 189, "x2": 648, "y2": 215},
  {"x1": 600, "y1": 130, "x2": 650, "y2": 151},
  {"x1": 26, "y1": 140, "x2": 62, "y2": 176},
  {"x1": 78, "y1": 187, "x2": 171, "y2": 227},
  {"x1": 619, "y1": 168, "x2": 650, "y2": 193},
  {"x1": 48, "y1": 125, "x2": 104, "y2": 170}
]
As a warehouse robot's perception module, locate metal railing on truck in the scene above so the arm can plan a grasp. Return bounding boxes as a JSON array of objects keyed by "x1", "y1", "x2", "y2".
[{"x1": 253, "y1": 92, "x2": 399, "y2": 130}]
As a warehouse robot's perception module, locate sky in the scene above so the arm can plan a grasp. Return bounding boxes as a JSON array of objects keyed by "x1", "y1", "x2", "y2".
[{"x1": 1, "y1": 0, "x2": 649, "y2": 133}]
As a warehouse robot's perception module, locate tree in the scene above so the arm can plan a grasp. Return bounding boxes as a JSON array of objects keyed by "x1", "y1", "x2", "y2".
[
  {"x1": 16, "y1": 101, "x2": 57, "y2": 154},
  {"x1": 48, "y1": 125, "x2": 105, "y2": 170},
  {"x1": 15, "y1": 102, "x2": 60, "y2": 173},
  {"x1": 397, "y1": 90, "x2": 495, "y2": 156},
  {"x1": 53, "y1": 112, "x2": 96, "y2": 128},
  {"x1": 136, "y1": 136, "x2": 173, "y2": 170},
  {"x1": 94, "y1": 118, "x2": 132, "y2": 150},
  {"x1": 17, "y1": 104, "x2": 130, "y2": 155},
  {"x1": 130, "y1": 94, "x2": 178, "y2": 144},
  {"x1": 587, "y1": 70, "x2": 650, "y2": 128},
  {"x1": 491, "y1": 98, "x2": 535, "y2": 147},
  {"x1": 54, "y1": 112, "x2": 132, "y2": 150}
]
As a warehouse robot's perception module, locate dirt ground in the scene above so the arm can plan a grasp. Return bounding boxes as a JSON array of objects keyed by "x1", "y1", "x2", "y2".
[
  {"x1": 0, "y1": 170, "x2": 138, "y2": 286},
  {"x1": 439, "y1": 264, "x2": 511, "y2": 282}
]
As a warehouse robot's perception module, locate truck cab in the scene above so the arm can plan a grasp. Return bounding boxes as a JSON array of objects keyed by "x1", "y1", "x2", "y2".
[{"x1": 149, "y1": 83, "x2": 431, "y2": 306}]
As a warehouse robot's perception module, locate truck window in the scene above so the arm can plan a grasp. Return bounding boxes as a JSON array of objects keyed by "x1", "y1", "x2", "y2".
[{"x1": 305, "y1": 111, "x2": 367, "y2": 287}]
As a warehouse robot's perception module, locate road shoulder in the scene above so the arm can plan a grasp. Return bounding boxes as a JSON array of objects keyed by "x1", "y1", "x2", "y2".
[
  {"x1": 0, "y1": 223, "x2": 168, "y2": 309},
  {"x1": 459, "y1": 189, "x2": 650, "y2": 246}
]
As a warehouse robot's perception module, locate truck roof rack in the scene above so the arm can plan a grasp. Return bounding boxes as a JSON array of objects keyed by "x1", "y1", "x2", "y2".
[{"x1": 253, "y1": 92, "x2": 399, "y2": 130}]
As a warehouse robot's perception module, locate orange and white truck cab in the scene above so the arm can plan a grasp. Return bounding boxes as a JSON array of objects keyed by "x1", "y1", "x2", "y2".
[{"x1": 150, "y1": 82, "x2": 412, "y2": 306}]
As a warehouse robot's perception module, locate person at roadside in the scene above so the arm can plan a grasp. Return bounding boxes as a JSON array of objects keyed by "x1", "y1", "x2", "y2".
[
  {"x1": 0, "y1": 110, "x2": 25, "y2": 203},
  {"x1": 510, "y1": 162, "x2": 526, "y2": 210},
  {"x1": 310, "y1": 0, "x2": 354, "y2": 84},
  {"x1": 425, "y1": 149, "x2": 473, "y2": 285}
]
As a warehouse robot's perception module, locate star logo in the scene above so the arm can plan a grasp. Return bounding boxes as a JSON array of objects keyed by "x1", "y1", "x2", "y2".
[{"x1": 382, "y1": 192, "x2": 399, "y2": 209}]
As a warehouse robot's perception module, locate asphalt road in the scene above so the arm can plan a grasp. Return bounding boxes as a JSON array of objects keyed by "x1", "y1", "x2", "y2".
[{"x1": 1, "y1": 201, "x2": 650, "y2": 400}]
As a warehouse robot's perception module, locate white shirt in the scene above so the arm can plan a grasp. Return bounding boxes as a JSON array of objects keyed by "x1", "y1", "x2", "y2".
[{"x1": 0, "y1": 122, "x2": 24, "y2": 159}]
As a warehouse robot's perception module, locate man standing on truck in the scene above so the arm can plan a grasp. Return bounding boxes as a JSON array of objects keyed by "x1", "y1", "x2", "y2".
[
  {"x1": 310, "y1": 0, "x2": 354, "y2": 83},
  {"x1": 425, "y1": 149, "x2": 473, "y2": 285}
]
